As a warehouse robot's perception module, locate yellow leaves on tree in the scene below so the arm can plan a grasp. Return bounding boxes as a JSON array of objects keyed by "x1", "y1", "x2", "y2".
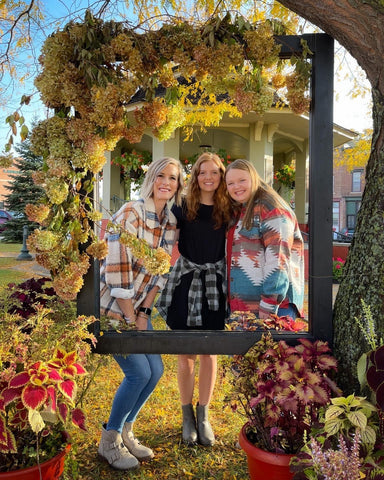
[{"x1": 334, "y1": 129, "x2": 372, "y2": 172}]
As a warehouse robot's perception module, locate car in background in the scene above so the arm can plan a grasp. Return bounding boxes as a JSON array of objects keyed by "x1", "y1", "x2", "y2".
[
  {"x1": 333, "y1": 227, "x2": 353, "y2": 243},
  {"x1": 0, "y1": 210, "x2": 13, "y2": 232}
]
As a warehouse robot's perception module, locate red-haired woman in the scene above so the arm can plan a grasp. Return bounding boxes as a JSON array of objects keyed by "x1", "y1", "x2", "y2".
[{"x1": 157, "y1": 152, "x2": 231, "y2": 446}]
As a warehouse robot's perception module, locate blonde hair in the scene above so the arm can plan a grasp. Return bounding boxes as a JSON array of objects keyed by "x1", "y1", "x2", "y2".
[
  {"x1": 225, "y1": 159, "x2": 290, "y2": 230},
  {"x1": 185, "y1": 152, "x2": 231, "y2": 228},
  {"x1": 140, "y1": 157, "x2": 184, "y2": 206}
]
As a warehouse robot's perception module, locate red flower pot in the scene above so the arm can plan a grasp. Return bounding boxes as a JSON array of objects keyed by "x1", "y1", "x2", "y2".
[
  {"x1": 0, "y1": 444, "x2": 70, "y2": 480},
  {"x1": 239, "y1": 425, "x2": 294, "y2": 480}
]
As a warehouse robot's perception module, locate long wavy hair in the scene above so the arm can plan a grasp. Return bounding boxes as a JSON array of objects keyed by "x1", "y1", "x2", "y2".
[
  {"x1": 185, "y1": 152, "x2": 231, "y2": 228},
  {"x1": 225, "y1": 159, "x2": 290, "y2": 230}
]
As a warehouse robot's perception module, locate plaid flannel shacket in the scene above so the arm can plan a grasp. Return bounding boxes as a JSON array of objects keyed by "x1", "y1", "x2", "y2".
[
  {"x1": 156, "y1": 255, "x2": 227, "y2": 327},
  {"x1": 100, "y1": 197, "x2": 177, "y2": 320}
]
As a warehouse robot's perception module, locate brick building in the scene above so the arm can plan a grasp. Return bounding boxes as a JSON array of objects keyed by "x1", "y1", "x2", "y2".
[
  {"x1": 333, "y1": 155, "x2": 366, "y2": 236},
  {"x1": 0, "y1": 162, "x2": 20, "y2": 209}
]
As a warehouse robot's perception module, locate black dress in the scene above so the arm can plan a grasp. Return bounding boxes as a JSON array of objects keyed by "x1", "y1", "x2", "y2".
[{"x1": 165, "y1": 202, "x2": 227, "y2": 330}]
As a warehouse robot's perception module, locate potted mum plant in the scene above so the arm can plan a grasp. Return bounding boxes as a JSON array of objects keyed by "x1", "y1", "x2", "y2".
[
  {"x1": 0, "y1": 277, "x2": 97, "y2": 479},
  {"x1": 225, "y1": 326, "x2": 339, "y2": 480}
]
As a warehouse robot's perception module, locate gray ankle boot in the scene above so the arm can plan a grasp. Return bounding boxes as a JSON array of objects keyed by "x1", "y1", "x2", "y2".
[
  {"x1": 122, "y1": 422, "x2": 154, "y2": 461},
  {"x1": 181, "y1": 403, "x2": 198, "y2": 445},
  {"x1": 196, "y1": 403, "x2": 215, "y2": 446},
  {"x1": 98, "y1": 424, "x2": 140, "y2": 470}
]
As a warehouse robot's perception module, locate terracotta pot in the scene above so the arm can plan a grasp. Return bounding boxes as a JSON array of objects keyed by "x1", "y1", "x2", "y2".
[
  {"x1": 239, "y1": 425, "x2": 294, "y2": 480},
  {"x1": 0, "y1": 444, "x2": 70, "y2": 480}
]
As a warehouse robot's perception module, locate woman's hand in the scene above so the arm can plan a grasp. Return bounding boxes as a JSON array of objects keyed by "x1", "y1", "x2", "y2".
[{"x1": 135, "y1": 314, "x2": 148, "y2": 330}]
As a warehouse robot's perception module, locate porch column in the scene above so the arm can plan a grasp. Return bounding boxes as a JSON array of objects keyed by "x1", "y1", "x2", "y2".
[
  {"x1": 294, "y1": 139, "x2": 309, "y2": 226},
  {"x1": 152, "y1": 130, "x2": 181, "y2": 161},
  {"x1": 102, "y1": 150, "x2": 123, "y2": 217},
  {"x1": 248, "y1": 121, "x2": 274, "y2": 184}
]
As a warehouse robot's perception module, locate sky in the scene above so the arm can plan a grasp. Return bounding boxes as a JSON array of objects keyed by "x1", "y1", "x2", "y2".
[{"x1": 0, "y1": 1, "x2": 373, "y2": 151}]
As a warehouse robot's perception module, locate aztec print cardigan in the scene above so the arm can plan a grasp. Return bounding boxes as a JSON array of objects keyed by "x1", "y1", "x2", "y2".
[
  {"x1": 100, "y1": 197, "x2": 177, "y2": 320},
  {"x1": 226, "y1": 199, "x2": 304, "y2": 316}
]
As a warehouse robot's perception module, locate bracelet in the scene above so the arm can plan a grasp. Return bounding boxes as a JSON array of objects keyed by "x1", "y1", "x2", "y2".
[
  {"x1": 138, "y1": 306, "x2": 152, "y2": 316},
  {"x1": 137, "y1": 312, "x2": 149, "y2": 319},
  {"x1": 123, "y1": 316, "x2": 135, "y2": 324}
]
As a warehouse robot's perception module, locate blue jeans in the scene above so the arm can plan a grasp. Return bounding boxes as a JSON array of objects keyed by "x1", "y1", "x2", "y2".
[
  {"x1": 106, "y1": 319, "x2": 164, "y2": 432},
  {"x1": 277, "y1": 303, "x2": 300, "y2": 319}
]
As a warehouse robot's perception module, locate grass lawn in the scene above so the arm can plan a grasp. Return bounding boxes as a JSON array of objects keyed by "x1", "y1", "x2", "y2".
[
  {"x1": 66, "y1": 352, "x2": 249, "y2": 480},
  {"x1": 64, "y1": 313, "x2": 249, "y2": 479},
  {"x1": 0, "y1": 242, "x2": 22, "y2": 254},
  {"x1": 0, "y1": 256, "x2": 29, "y2": 285}
]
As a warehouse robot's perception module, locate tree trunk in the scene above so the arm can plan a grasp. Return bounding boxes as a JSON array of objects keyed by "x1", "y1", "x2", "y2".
[
  {"x1": 275, "y1": 0, "x2": 384, "y2": 393},
  {"x1": 333, "y1": 87, "x2": 384, "y2": 393}
]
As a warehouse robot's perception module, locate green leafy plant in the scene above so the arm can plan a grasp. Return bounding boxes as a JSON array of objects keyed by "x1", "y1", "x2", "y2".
[
  {"x1": 226, "y1": 332, "x2": 339, "y2": 454},
  {"x1": 291, "y1": 301, "x2": 384, "y2": 480},
  {"x1": 112, "y1": 149, "x2": 152, "y2": 187},
  {"x1": 290, "y1": 395, "x2": 383, "y2": 480},
  {"x1": 332, "y1": 257, "x2": 345, "y2": 282},
  {"x1": 274, "y1": 163, "x2": 295, "y2": 188},
  {"x1": 0, "y1": 278, "x2": 97, "y2": 472}
]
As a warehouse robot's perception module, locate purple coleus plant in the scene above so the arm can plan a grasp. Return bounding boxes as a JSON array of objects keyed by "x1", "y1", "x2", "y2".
[{"x1": 8, "y1": 277, "x2": 56, "y2": 319}]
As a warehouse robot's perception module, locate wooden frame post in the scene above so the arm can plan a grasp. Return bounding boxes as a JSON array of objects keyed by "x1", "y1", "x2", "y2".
[{"x1": 77, "y1": 33, "x2": 335, "y2": 355}]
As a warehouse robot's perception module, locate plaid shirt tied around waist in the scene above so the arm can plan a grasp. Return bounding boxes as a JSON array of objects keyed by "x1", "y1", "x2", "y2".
[{"x1": 156, "y1": 255, "x2": 227, "y2": 327}]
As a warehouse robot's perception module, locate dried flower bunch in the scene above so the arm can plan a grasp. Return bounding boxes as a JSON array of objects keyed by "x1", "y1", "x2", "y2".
[
  {"x1": 108, "y1": 222, "x2": 171, "y2": 276},
  {"x1": 18, "y1": 10, "x2": 311, "y2": 300}
]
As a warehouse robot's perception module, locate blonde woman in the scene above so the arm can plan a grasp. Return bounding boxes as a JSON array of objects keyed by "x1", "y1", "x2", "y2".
[
  {"x1": 99, "y1": 157, "x2": 184, "y2": 470},
  {"x1": 157, "y1": 152, "x2": 231, "y2": 446}
]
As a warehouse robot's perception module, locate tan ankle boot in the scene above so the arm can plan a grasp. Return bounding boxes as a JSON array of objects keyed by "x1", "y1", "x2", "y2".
[
  {"x1": 98, "y1": 424, "x2": 140, "y2": 470},
  {"x1": 122, "y1": 422, "x2": 154, "y2": 461}
]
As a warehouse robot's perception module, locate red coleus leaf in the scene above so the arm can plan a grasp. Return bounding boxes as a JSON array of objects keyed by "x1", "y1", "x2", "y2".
[
  {"x1": 53, "y1": 348, "x2": 66, "y2": 360},
  {"x1": 367, "y1": 365, "x2": 384, "y2": 392},
  {"x1": 61, "y1": 365, "x2": 77, "y2": 377},
  {"x1": 72, "y1": 363, "x2": 86, "y2": 375},
  {"x1": 0, "y1": 430, "x2": 17, "y2": 454},
  {"x1": 58, "y1": 402, "x2": 69, "y2": 423},
  {"x1": 375, "y1": 381, "x2": 384, "y2": 411},
  {"x1": 0, "y1": 417, "x2": 7, "y2": 446},
  {"x1": 2, "y1": 387, "x2": 22, "y2": 406},
  {"x1": 30, "y1": 370, "x2": 49, "y2": 386},
  {"x1": 373, "y1": 345, "x2": 384, "y2": 370},
  {"x1": 46, "y1": 386, "x2": 57, "y2": 411},
  {"x1": 59, "y1": 379, "x2": 76, "y2": 401},
  {"x1": 9, "y1": 409, "x2": 29, "y2": 429},
  {"x1": 21, "y1": 384, "x2": 47, "y2": 410},
  {"x1": 47, "y1": 369, "x2": 62, "y2": 382},
  {"x1": 8, "y1": 371, "x2": 30, "y2": 389},
  {"x1": 64, "y1": 351, "x2": 77, "y2": 366},
  {"x1": 72, "y1": 408, "x2": 87, "y2": 431}
]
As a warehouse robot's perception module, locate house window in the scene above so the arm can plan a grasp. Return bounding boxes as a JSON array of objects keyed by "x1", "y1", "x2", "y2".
[
  {"x1": 352, "y1": 170, "x2": 362, "y2": 192},
  {"x1": 332, "y1": 201, "x2": 340, "y2": 233},
  {"x1": 346, "y1": 199, "x2": 361, "y2": 233}
]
